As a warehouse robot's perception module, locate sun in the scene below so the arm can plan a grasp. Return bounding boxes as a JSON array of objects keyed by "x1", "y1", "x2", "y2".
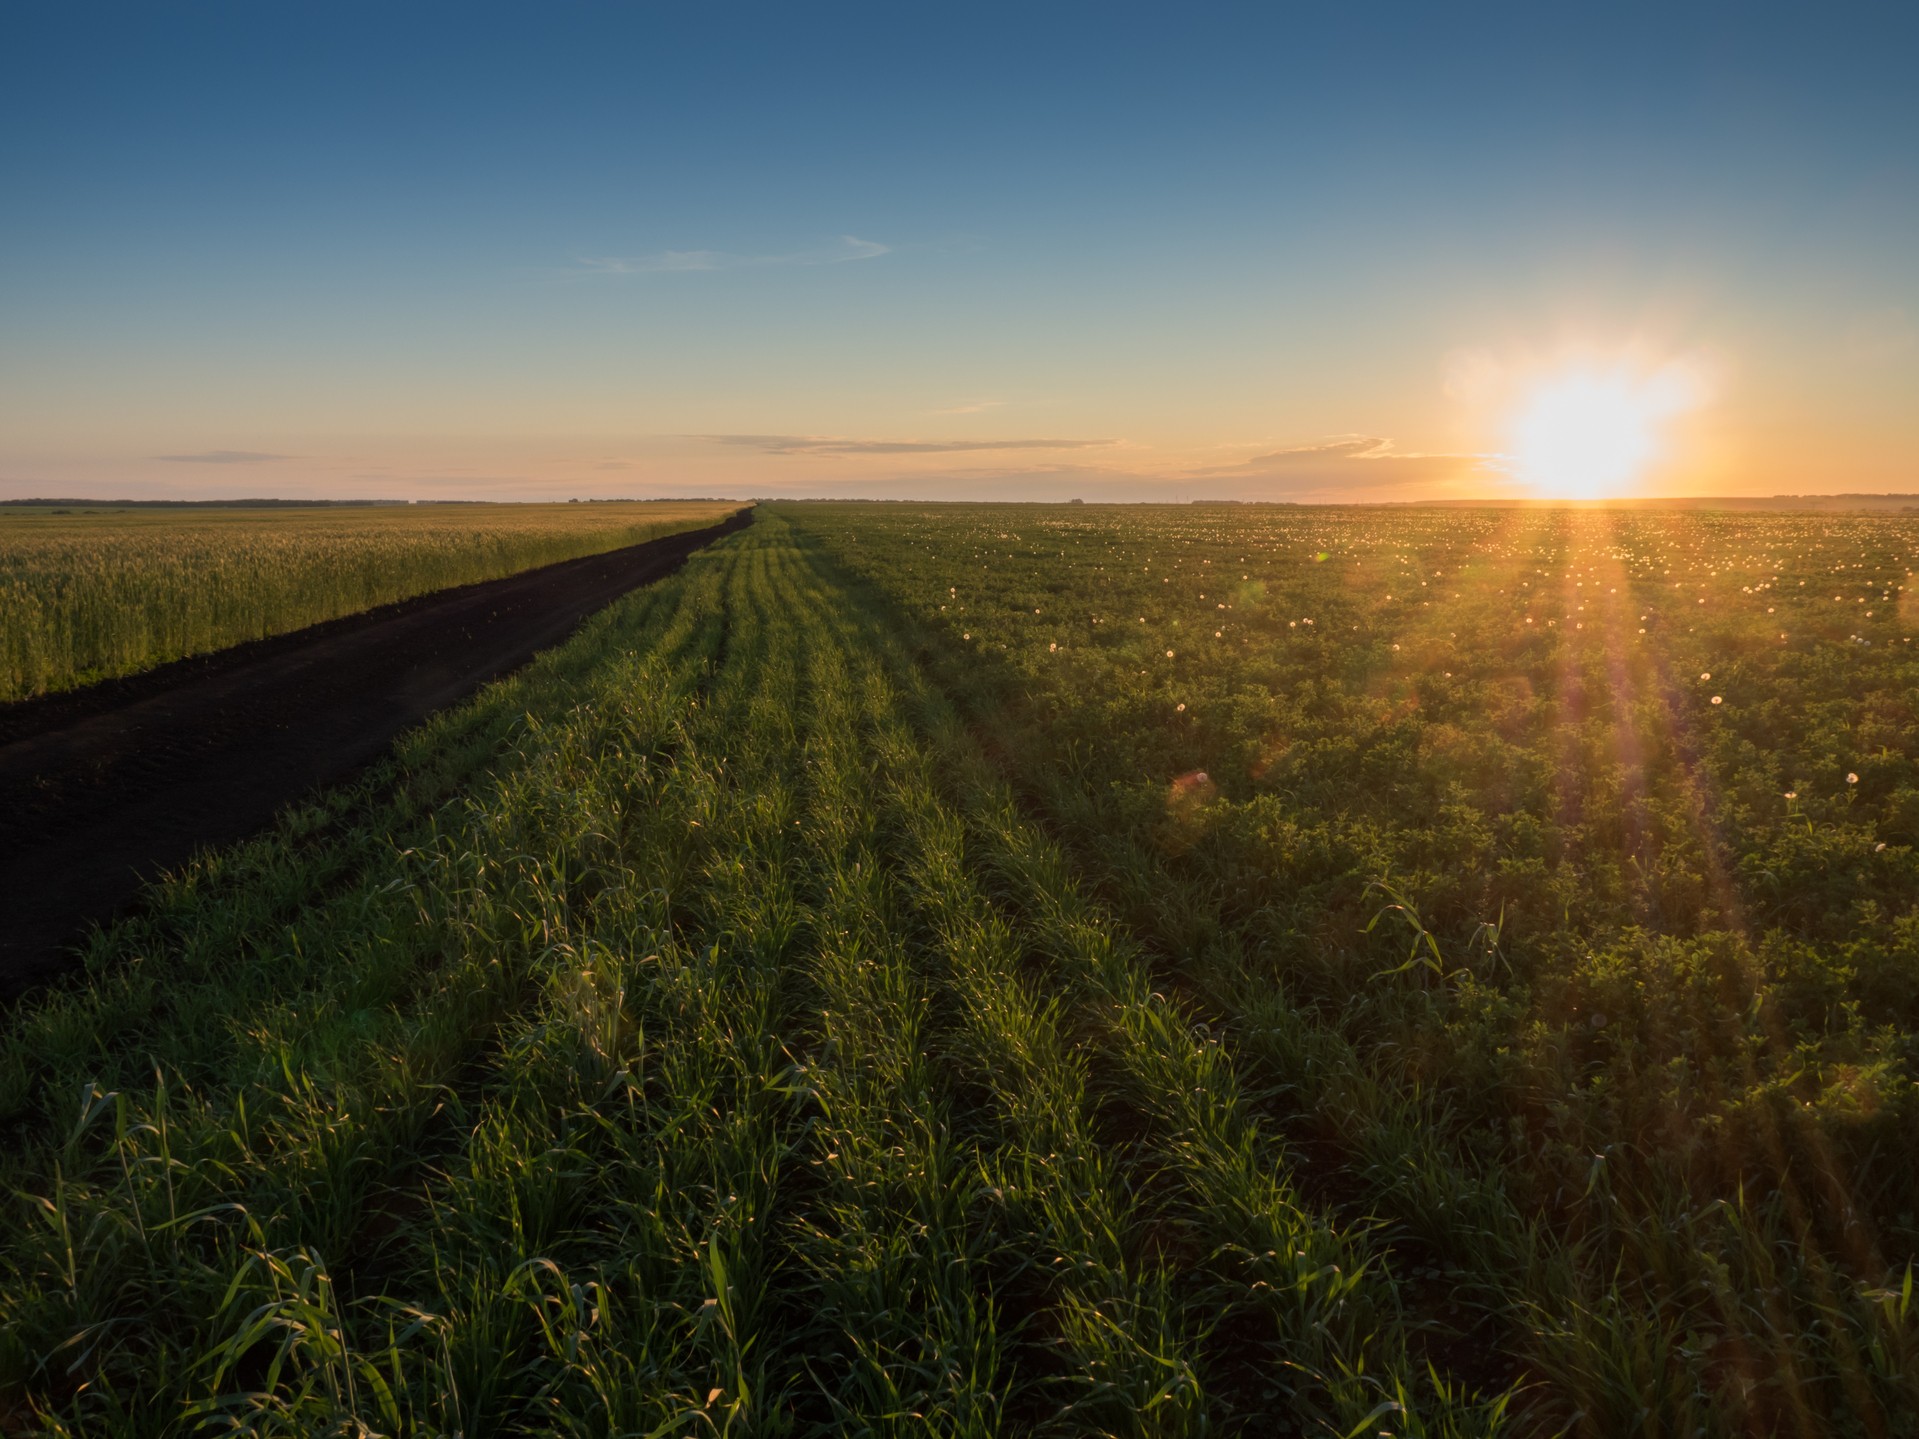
[{"x1": 1507, "y1": 364, "x2": 1701, "y2": 499}]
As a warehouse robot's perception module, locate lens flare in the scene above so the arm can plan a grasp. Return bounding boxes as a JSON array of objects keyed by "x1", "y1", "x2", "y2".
[{"x1": 1507, "y1": 363, "x2": 1703, "y2": 498}]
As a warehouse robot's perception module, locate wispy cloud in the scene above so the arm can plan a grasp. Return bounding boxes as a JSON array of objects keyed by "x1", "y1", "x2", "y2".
[
  {"x1": 929, "y1": 399, "x2": 1003, "y2": 415},
  {"x1": 1193, "y1": 436, "x2": 1401, "y2": 472},
  {"x1": 1187, "y1": 436, "x2": 1499, "y2": 498},
  {"x1": 699, "y1": 434, "x2": 1114, "y2": 456},
  {"x1": 571, "y1": 235, "x2": 889, "y2": 276},
  {"x1": 155, "y1": 450, "x2": 289, "y2": 464},
  {"x1": 1194, "y1": 435, "x2": 1489, "y2": 471}
]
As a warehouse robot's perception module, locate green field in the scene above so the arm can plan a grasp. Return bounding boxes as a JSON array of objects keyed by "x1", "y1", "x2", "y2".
[
  {"x1": 3, "y1": 502, "x2": 1916, "y2": 1435},
  {"x1": 0, "y1": 501, "x2": 740, "y2": 702}
]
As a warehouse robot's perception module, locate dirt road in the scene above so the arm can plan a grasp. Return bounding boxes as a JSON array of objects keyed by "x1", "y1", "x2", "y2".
[{"x1": 0, "y1": 508, "x2": 750, "y2": 997}]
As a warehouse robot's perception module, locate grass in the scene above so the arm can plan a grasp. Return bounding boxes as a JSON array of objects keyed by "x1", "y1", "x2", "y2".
[
  {"x1": 0, "y1": 501, "x2": 1914, "y2": 1434},
  {"x1": 787, "y1": 499, "x2": 1919, "y2": 1433},
  {"x1": 0, "y1": 500, "x2": 740, "y2": 702}
]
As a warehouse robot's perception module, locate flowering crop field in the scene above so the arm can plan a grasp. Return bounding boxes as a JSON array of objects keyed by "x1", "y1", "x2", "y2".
[
  {"x1": 1, "y1": 503, "x2": 1915, "y2": 1435},
  {"x1": 0, "y1": 500, "x2": 740, "y2": 702}
]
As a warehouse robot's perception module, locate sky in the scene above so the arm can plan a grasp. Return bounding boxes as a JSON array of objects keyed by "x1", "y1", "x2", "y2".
[{"x1": 2, "y1": 1, "x2": 1915, "y2": 503}]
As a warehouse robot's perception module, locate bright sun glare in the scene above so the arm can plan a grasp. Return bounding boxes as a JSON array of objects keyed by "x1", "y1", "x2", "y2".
[{"x1": 1508, "y1": 365, "x2": 1701, "y2": 499}]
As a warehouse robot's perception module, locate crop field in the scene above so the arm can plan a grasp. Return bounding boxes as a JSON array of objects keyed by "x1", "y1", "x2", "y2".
[
  {"x1": 2, "y1": 502, "x2": 1916, "y2": 1435},
  {"x1": 0, "y1": 501, "x2": 740, "y2": 702}
]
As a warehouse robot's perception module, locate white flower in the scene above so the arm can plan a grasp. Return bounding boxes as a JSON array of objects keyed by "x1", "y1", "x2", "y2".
[
  {"x1": 1711, "y1": 696, "x2": 1723, "y2": 705},
  {"x1": 1848, "y1": 772, "x2": 1860, "y2": 785}
]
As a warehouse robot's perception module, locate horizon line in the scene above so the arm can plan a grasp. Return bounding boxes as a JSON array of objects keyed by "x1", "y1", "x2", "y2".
[{"x1": 5, "y1": 492, "x2": 1918, "y2": 512}]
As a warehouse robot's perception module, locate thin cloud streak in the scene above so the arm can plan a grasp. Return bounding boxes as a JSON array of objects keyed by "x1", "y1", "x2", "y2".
[
  {"x1": 699, "y1": 434, "x2": 1115, "y2": 456},
  {"x1": 1165, "y1": 434, "x2": 1507, "y2": 500},
  {"x1": 155, "y1": 450, "x2": 290, "y2": 463},
  {"x1": 571, "y1": 235, "x2": 889, "y2": 275},
  {"x1": 1191, "y1": 436, "x2": 1470, "y2": 473}
]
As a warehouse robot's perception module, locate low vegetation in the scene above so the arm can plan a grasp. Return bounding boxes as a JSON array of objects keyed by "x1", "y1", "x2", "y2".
[
  {"x1": 792, "y1": 499, "x2": 1919, "y2": 1433},
  {"x1": 0, "y1": 501, "x2": 739, "y2": 702},
  {"x1": 1, "y1": 501, "x2": 1915, "y2": 1434}
]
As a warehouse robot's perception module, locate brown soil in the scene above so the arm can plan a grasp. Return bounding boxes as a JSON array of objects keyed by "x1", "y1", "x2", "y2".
[{"x1": 0, "y1": 508, "x2": 751, "y2": 998}]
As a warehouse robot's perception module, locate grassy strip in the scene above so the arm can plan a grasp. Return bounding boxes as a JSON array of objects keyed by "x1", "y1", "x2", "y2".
[
  {"x1": 350, "y1": 536, "x2": 814, "y2": 1432},
  {"x1": 780, "y1": 623, "x2": 1011, "y2": 1435}
]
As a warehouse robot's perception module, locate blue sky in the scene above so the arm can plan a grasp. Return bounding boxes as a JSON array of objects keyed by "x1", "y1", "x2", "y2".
[{"x1": 3, "y1": 1, "x2": 1914, "y2": 500}]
